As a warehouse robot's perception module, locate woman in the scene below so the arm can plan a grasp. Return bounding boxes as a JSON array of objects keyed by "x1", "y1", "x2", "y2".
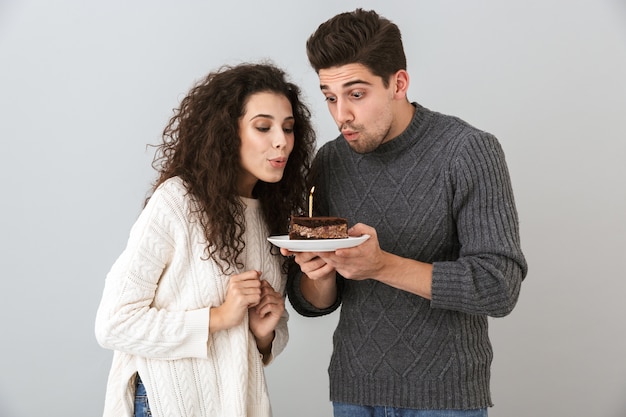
[{"x1": 95, "y1": 63, "x2": 316, "y2": 417}]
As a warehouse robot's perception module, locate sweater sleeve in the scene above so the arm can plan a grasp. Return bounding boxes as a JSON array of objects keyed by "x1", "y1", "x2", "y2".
[
  {"x1": 95, "y1": 182, "x2": 210, "y2": 359},
  {"x1": 431, "y1": 133, "x2": 528, "y2": 317},
  {"x1": 263, "y1": 307, "x2": 289, "y2": 365}
]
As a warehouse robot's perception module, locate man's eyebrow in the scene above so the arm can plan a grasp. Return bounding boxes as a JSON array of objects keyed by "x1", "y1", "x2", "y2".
[{"x1": 320, "y1": 79, "x2": 373, "y2": 91}]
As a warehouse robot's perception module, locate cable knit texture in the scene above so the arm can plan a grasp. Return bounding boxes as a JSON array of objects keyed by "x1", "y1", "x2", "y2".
[
  {"x1": 95, "y1": 176, "x2": 288, "y2": 417},
  {"x1": 287, "y1": 103, "x2": 527, "y2": 410}
]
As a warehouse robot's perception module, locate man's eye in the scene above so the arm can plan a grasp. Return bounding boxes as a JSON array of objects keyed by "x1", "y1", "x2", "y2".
[
  {"x1": 352, "y1": 91, "x2": 364, "y2": 99},
  {"x1": 325, "y1": 96, "x2": 337, "y2": 103}
]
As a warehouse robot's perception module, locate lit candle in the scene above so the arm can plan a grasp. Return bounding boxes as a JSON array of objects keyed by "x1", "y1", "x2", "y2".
[{"x1": 308, "y1": 186, "x2": 315, "y2": 217}]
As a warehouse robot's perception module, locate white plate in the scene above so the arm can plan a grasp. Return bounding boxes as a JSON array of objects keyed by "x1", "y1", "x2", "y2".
[{"x1": 267, "y1": 234, "x2": 370, "y2": 252}]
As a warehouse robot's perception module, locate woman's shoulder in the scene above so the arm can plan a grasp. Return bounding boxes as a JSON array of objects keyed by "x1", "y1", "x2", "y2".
[
  {"x1": 147, "y1": 176, "x2": 194, "y2": 213},
  {"x1": 152, "y1": 176, "x2": 189, "y2": 198},
  {"x1": 157, "y1": 176, "x2": 187, "y2": 193}
]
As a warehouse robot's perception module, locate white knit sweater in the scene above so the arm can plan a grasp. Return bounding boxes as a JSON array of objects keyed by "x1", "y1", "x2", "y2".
[{"x1": 95, "y1": 177, "x2": 288, "y2": 417}]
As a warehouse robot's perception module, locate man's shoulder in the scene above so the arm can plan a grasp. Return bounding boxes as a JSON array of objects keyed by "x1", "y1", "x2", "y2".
[
  {"x1": 316, "y1": 135, "x2": 346, "y2": 157},
  {"x1": 423, "y1": 108, "x2": 499, "y2": 152},
  {"x1": 319, "y1": 135, "x2": 345, "y2": 148},
  {"x1": 428, "y1": 107, "x2": 488, "y2": 137}
]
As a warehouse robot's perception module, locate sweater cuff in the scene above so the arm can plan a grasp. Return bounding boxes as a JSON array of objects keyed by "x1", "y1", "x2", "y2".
[
  {"x1": 286, "y1": 269, "x2": 342, "y2": 317},
  {"x1": 182, "y1": 307, "x2": 210, "y2": 358}
]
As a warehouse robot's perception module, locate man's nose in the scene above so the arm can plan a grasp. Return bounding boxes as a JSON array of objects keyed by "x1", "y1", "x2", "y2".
[{"x1": 335, "y1": 99, "x2": 354, "y2": 125}]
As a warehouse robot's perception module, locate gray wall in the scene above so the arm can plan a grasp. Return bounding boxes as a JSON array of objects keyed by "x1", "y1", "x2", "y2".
[{"x1": 1, "y1": 0, "x2": 625, "y2": 416}]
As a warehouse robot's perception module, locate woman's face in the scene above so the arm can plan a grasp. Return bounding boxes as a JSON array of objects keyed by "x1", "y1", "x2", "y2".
[{"x1": 237, "y1": 91, "x2": 295, "y2": 198}]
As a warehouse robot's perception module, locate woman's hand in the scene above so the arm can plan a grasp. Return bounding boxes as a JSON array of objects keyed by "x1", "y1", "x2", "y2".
[
  {"x1": 248, "y1": 280, "x2": 285, "y2": 359},
  {"x1": 209, "y1": 270, "x2": 262, "y2": 334}
]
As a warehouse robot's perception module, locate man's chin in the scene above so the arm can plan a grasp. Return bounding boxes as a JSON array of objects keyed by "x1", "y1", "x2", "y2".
[{"x1": 346, "y1": 141, "x2": 375, "y2": 154}]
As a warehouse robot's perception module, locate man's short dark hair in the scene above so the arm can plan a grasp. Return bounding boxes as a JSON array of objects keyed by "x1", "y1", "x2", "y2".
[{"x1": 306, "y1": 8, "x2": 407, "y2": 87}]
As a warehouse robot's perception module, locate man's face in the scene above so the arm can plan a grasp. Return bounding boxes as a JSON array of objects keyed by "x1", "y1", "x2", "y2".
[{"x1": 319, "y1": 63, "x2": 399, "y2": 153}]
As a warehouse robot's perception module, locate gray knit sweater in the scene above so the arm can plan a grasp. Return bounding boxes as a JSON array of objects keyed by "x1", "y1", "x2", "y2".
[{"x1": 286, "y1": 103, "x2": 527, "y2": 410}]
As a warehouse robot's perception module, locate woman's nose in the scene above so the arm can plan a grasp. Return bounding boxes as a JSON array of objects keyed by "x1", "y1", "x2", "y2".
[{"x1": 273, "y1": 131, "x2": 288, "y2": 149}]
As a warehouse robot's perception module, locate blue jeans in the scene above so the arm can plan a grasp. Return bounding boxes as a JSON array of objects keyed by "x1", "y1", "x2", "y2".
[
  {"x1": 134, "y1": 375, "x2": 152, "y2": 417},
  {"x1": 333, "y1": 402, "x2": 488, "y2": 417}
]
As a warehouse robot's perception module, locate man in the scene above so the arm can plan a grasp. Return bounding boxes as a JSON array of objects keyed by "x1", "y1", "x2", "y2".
[{"x1": 282, "y1": 8, "x2": 528, "y2": 417}]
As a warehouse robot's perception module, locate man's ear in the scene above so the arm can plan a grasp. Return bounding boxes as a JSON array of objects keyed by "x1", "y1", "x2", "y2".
[{"x1": 392, "y1": 69, "x2": 410, "y2": 99}]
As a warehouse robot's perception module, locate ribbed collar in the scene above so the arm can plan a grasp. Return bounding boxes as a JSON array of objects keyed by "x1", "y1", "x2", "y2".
[{"x1": 370, "y1": 102, "x2": 430, "y2": 156}]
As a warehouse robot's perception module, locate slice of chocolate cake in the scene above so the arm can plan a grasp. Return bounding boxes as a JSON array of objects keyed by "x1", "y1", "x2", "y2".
[{"x1": 289, "y1": 216, "x2": 348, "y2": 240}]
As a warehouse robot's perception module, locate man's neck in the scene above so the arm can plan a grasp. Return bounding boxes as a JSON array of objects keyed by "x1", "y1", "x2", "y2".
[{"x1": 387, "y1": 100, "x2": 417, "y2": 141}]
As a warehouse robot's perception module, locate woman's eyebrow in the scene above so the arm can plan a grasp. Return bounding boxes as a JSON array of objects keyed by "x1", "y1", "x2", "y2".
[
  {"x1": 249, "y1": 113, "x2": 274, "y2": 120},
  {"x1": 249, "y1": 114, "x2": 295, "y2": 122}
]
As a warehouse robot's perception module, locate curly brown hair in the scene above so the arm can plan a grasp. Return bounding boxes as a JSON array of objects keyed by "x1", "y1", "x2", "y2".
[
  {"x1": 147, "y1": 62, "x2": 316, "y2": 273},
  {"x1": 306, "y1": 8, "x2": 406, "y2": 88}
]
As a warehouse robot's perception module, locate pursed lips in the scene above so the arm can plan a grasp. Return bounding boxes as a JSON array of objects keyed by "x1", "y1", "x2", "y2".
[
  {"x1": 342, "y1": 129, "x2": 358, "y2": 141},
  {"x1": 268, "y1": 156, "x2": 288, "y2": 168}
]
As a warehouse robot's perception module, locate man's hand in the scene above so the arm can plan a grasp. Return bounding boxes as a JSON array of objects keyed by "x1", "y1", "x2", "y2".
[
  {"x1": 317, "y1": 223, "x2": 384, "y2": 280},
  {"x1": 280, "y1": 241, "x2": 341, "y2": 310},
  {"x1": 280, "y1": 248, "x2": 337, "y2": 282},
  {"x1": 317, "y1": 223, "x2": 433, "y2": 299}
]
